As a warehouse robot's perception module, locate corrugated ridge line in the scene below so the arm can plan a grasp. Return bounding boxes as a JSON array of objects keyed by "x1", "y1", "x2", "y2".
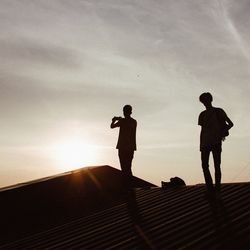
[
  {"x1": 0, "y1": 190, "x2": 141, "y2": 249},
  {"x1": 7, "y1": 216, "x2": 131, "y2": 250},
  {"x1": 9, "y1": 205, "x2": 131, "y2": 250},
  {"x1": 34, "y1": 189, "x2": 164, "y2": 250},
  {"x1": 95, "y1": 190, "x2": 203, "y2": 250},
  {"x1": 1, "y1": 187, "x2": 200, "y2": 249},
  {"x1": 180, "y1": 210, "x2": 249, "y2": 250},
  {"x1": 140, "y1": 184, "x2": 249, "y2": 248},
  {"x1": 105, "y1": 186, "x2": 219, "y2": 250},
  {"x1": 0, "y1": 206, "x2": 125, "y2": 249},
  {"x1": 46, "y1": 217, "x2": 135, "y2": 250},
  {"x1": 137, "y1": 187, "x2": 204, "y2": 215},
  {"x1": 139, "y1": 186, "x2": 195, "y2": 204},
  {"x1": 66, "y1": 222, "x2": 151, "y2": 250},
  {"x1": 135, "y1": 188, "x2": 210, "y2": 228},
  {"x1": 104, "y1": 236, "x2": 141, "y2": 250},
  {"x1": 79, "y1": 188, "x2": 209, "y2": 249},
  {"x1": 1, "y1": 183, "x2": 248, "y2": 249},
  {"x1": 0, "y1": 186, "x2": 225, "y2": 246},
  {"x1": 206, "y1": 213, "x2": 249, "y2": 249},
  {"x1": 157, "y1": 201, "x2": 249, "y2": 249},
  {"x1": 215, "y1": 184, "x2": 249, "y2": 216},
  {"x1": 41, "y1": 188, "x2": 161, "y2": 248},
  {"x1": 180, "y1": 211, "x2": 250, "y2": 250},
  {"x1": 0, "y1": 186, "x2": 237, "y2": 248},
  {"x1": 221, "y1": 183, "x2": 249, "y2": 201},
  {"x1": 0, "y1": 189, "x2": 160, "y2": 250},
  {"x1": 32, "y1": 189, "x2": 170, "y2": 250},
  {"x1": 148, "y1": 203, "x2": 214, "y2": 247},
  {"x1": 68, "y1": 189, "x2": 193, "y2": 250},
  {"x1": 0, "y1": 188, "x2": 180, "y2": 250},
  {"x1": 0, "y1": 206, "x2": 127, "y2": 250},
  {"x1": 3, "y1": 188, "x2": 193, "y2": 249},
  {"x1": 155, "y1": 186, "x2": 250, "y2": 249},
  {"x1": 137, "y1": 186, "x2": 200, "y2": 212}
]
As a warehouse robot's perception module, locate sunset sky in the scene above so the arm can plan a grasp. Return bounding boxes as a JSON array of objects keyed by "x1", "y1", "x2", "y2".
[{"x1": 0, "y1": 0, "x2": 250, "y2": 188}]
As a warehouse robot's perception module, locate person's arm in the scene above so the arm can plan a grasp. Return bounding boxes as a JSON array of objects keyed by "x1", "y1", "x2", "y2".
[
  {"x1": 225, "y1": 115, "x2": 234, "y2": 130},
  {"x1": 110, "y1": 117, "x2": 122, "y2": 129},
  {"x1": 221, "y1": 109, "x2": 234, "y2": 130},
  {"x1": 134, "y1": 120, "x2": 137, "y2": 151},
  {"x1": 198, "y1": 112, "x2": 203, "y2": 126}
]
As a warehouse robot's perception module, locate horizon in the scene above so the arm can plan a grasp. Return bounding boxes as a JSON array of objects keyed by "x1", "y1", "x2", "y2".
[{"x1": 0, "y1": 0, "x2": 250, "y2": 188}]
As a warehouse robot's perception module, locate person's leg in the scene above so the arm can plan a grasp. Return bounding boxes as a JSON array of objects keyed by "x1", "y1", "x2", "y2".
[
  {"x1": 123, "y1": 150, "x2": 134, "y2": 188},
  {"x1": 125, "y1": 150, "x2": 134, "y2": 176},
  {"x1": 118, "y1": 150, "x2": 127, "y2": 189},
  {"x1": 201, "y1": 149, "x2": 213, "y2": 192},
  {"x1": 118, "y1": 150, "x2": 134, "y2": 189},
  {"x1": 212, "y1": 144, "x2": 222, "y2": 192}
]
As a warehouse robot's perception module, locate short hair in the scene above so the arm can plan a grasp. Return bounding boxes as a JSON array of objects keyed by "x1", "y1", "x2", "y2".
[
  {"x1": 123, "y1": 104, "x2": 132, "y2": 113},
  {"x1": 199, "y1": 92, "x2": 213, "y2": 103}
]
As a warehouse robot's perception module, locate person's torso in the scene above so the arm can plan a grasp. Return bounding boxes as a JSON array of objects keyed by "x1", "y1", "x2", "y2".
[
  {"x1": 199, "y1": 107, "x2": 224, "y2": 147},
  {"x1": 117, "y1": 118, "x2": 137, "y2": 150}
]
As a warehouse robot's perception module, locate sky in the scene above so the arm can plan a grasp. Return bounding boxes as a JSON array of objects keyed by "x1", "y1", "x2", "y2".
[{"x1": 0, "y1": 0, "x2": 250, "y2": 188}]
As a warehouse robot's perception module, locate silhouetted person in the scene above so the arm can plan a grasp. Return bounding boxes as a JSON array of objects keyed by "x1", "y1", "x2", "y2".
[
  {"x1": 111, "y1": 105, "x2": 137, "y2": 189},
  {"x1": 198, "y1": 92, "x2": 233, "y2": 195}
]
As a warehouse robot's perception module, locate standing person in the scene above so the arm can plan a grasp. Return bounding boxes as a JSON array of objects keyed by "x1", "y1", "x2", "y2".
[
  {"x1": 111, "y1": 105, "x2": 137, "y2": 188},
  {"x1": 198, "y1": 92, "x2": 233, "y2": 195}
]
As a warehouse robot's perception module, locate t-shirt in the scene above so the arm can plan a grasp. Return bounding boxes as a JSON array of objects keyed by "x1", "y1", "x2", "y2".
[
  {"x1": 198, "y1": 107, "x2": 227, "y2": 149},
  {"x1": 116, "y1": 117, "x2": 137, "y2": 151}
]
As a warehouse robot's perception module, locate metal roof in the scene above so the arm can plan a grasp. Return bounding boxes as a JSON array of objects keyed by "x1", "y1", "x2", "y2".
[
  {"x1": 0, "y1": 165, "x2": 156, "y2": 245},
  {"x1": 1, "y1": 182, "x2": 249, "y2": 250}
]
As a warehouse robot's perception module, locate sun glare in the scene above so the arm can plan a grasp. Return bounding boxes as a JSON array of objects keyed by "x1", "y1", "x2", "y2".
[{"x1": 53, "y1": 138, "x2": 98, "y2": 172}]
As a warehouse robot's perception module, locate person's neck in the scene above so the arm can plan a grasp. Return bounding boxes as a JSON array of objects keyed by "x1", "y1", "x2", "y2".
[{"x1": 205, "y1": 105, "x2": 213, "y2": 110}]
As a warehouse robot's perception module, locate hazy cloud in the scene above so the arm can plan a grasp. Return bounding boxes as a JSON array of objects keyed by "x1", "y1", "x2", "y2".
[{"x1": 0, "y1": 38, "x2": 80, "y2": 68}]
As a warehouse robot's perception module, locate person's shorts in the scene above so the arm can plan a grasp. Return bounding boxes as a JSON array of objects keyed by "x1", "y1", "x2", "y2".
[{"x1": 200, "y1": 143, "x2": 222, "y2": 153}]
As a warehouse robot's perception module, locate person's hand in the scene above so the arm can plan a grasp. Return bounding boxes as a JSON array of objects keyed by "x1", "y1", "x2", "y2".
[{"x1": 112, "y1": 116, "x2": 121, "y2": 122}]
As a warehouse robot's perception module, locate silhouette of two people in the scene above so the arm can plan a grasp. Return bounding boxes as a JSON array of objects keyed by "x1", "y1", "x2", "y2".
[
  {"x1": 198, "y1": 92, "x2": 233, "y2": 195},
  {"x1": 111, "y1": 105, "x2": 137, "y2": 189},
  {"x1": 110, "y1": 94, "x2": 234, "y2": 196}
]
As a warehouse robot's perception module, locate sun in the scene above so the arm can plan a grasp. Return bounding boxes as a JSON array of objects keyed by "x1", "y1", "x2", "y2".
[{"x1": 53, "y1": 138, "x2": 98, "y2": 172}]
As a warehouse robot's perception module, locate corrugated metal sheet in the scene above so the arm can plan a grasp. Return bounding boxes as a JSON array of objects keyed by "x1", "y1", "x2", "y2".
[
  {"x1": 0, "y1": 166, "x2": 156, "y2": 244},
  {"x1": 1, "y1": 183, "x2": 249, "y2": 250}
]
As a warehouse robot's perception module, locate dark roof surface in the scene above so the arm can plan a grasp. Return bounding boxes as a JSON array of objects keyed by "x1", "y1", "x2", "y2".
[
  {"x1": 1, "y1": 182, "x2": 249, "y2": 250},
  {"x1": 0, "y1": 165, "x2": 155, "y2": 192},
  {"x1": 0, "y1": 165, "x2": 155, "y2": 244}
]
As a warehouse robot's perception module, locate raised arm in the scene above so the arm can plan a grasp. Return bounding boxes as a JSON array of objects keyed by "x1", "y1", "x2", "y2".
[{"x1": 110, "y1": 117, "x2": 122, "y2": 129}]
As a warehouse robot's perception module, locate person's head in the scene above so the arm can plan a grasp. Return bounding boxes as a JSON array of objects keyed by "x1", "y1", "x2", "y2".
[
  {"x1": 123, "y1": 104, "x2": 132, "y2": 117},
  {"x1": 199, "y1": 92, "x2": 213, "y2": 108}
]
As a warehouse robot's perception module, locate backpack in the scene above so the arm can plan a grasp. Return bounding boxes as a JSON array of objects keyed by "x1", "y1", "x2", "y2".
[
  {"x1": 161, "y1": 177, "x2": 186, "y2": 189},
  {"x1": 215, "y1": 109, "x2": 229, "y2": 139}
]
